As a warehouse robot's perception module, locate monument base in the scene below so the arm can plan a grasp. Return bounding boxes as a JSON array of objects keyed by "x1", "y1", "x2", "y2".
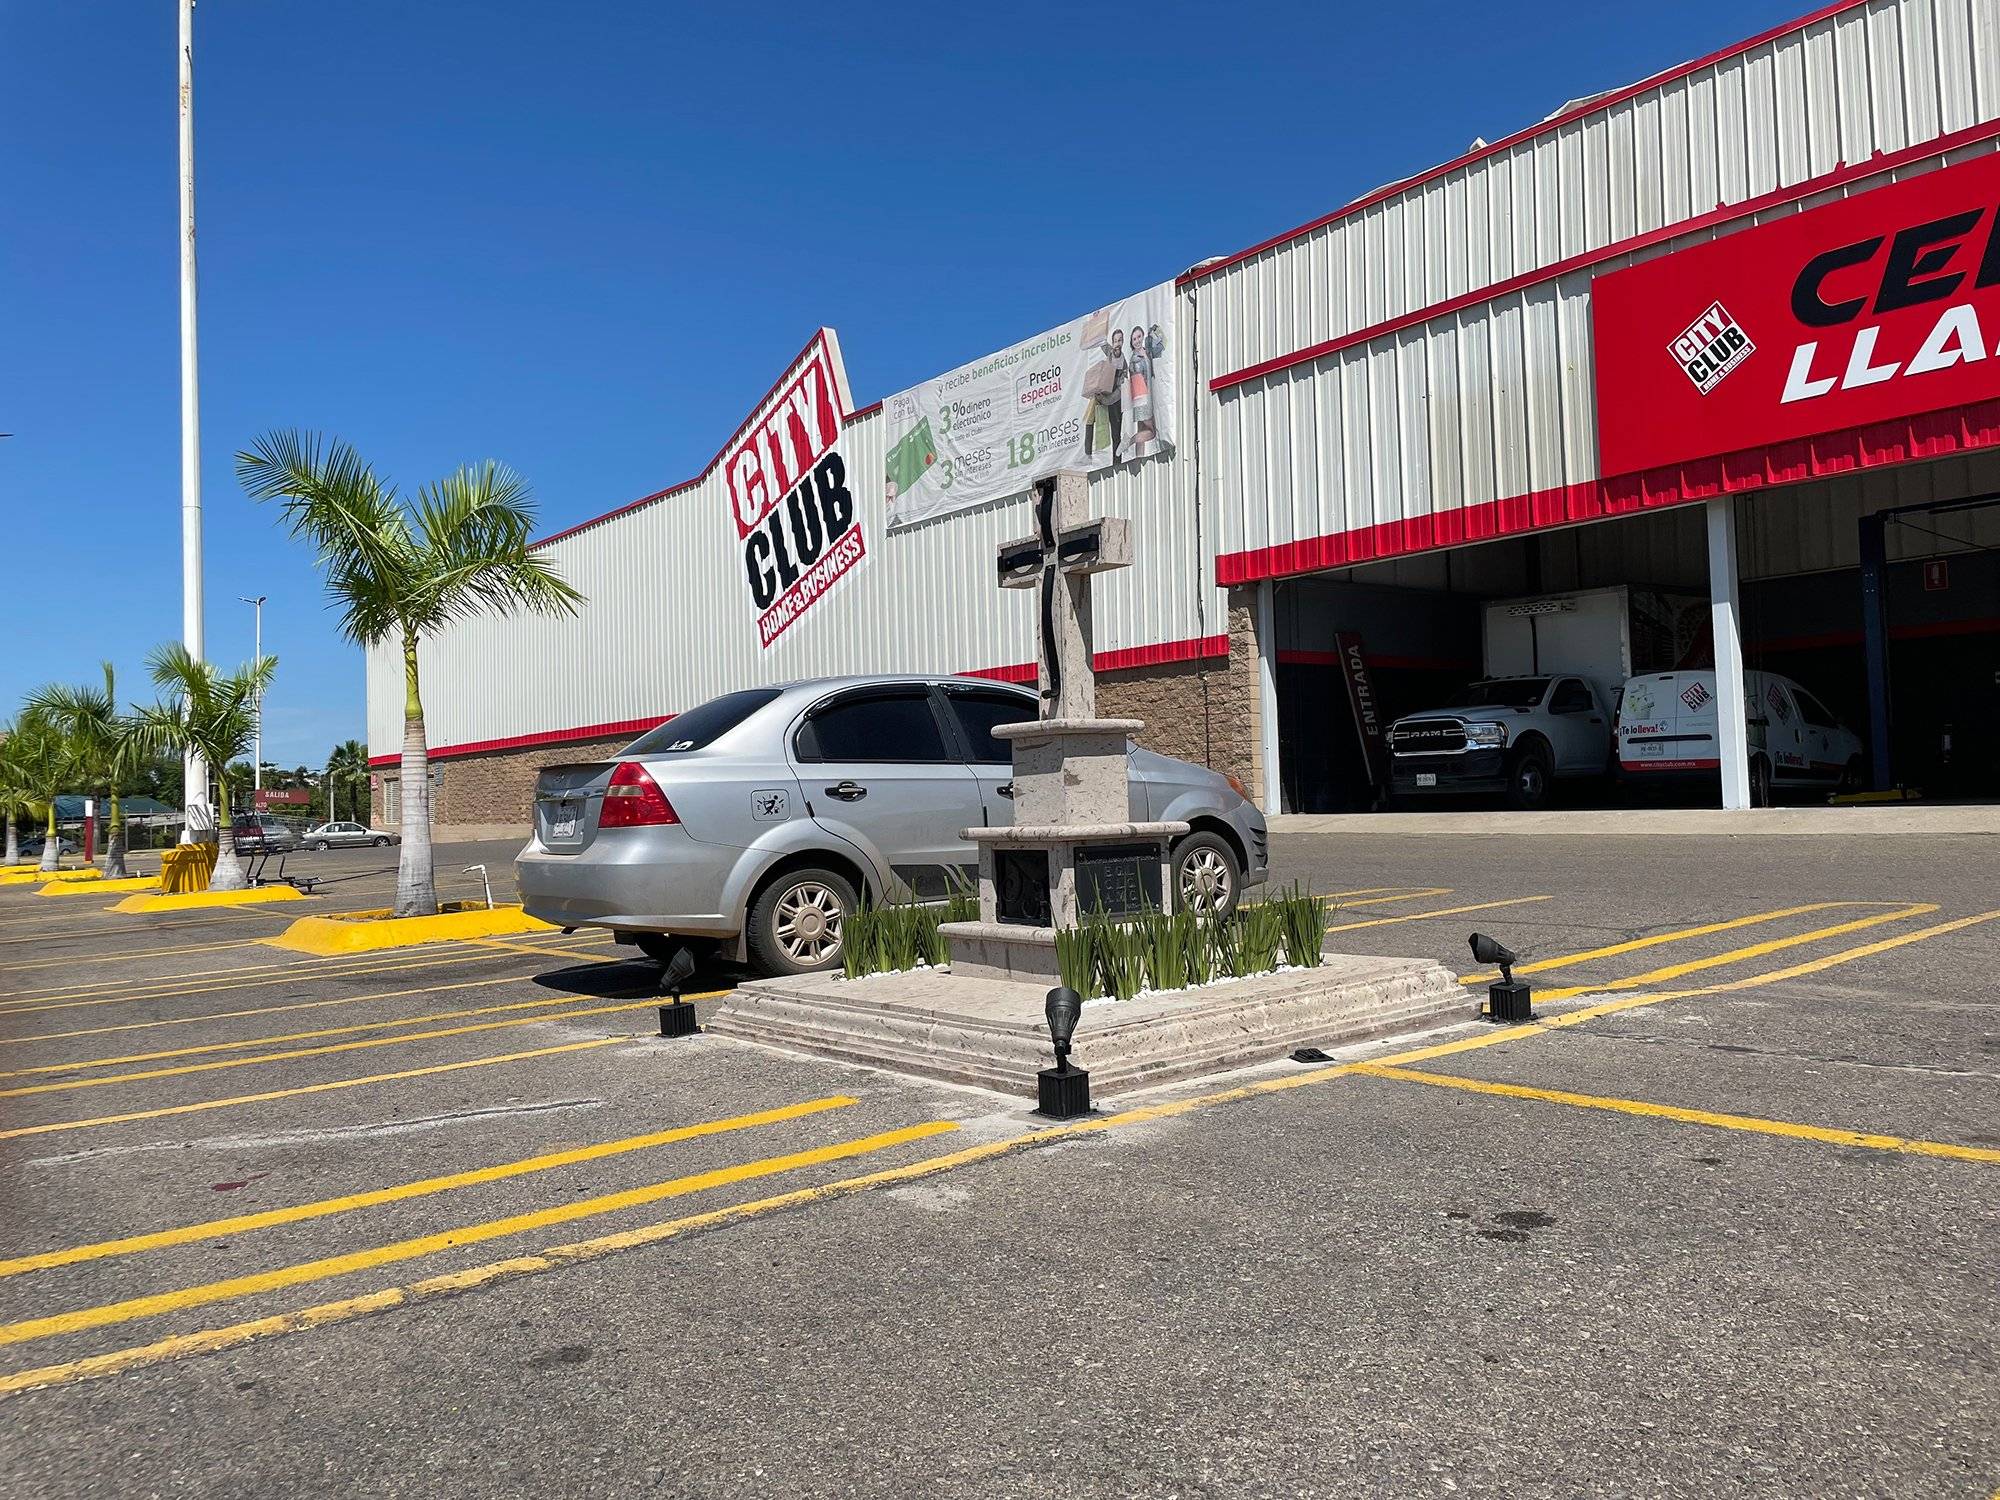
[{"x1": 705, "y1": 955, "x2": 1470, "y2": 1099}]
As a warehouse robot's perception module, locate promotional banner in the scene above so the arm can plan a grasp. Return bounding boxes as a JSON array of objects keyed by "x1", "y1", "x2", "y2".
[
  {"x1": 1593, "y1": 150, "x2": 2000, "y2": 479},
  {"x1": 1334, "y1": 632, "x2": 1385, "y2": 792},
  {"x1": 881, "y1": 281, "x2": 1177, "y2": 529},
  {"x1": 723, "y1": 332, "x2": 869, "y2": 649}
]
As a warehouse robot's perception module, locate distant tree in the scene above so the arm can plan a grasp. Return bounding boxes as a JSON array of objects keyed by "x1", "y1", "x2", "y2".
[
  {"x1": 325, "y1": 738, "x2": 369, "y2": 822},
  {"x1": 0, "y1": 721, "x2": 38, "y2": 864},
  {"x1": 240, "y1": 432, "x2": 582, "y2": 916},
  {"x1": 132, "y1": 645, "x2": 277, "y2": 892},
  {"x1": 29, "y1": 662, "x2": 146, "y2": 878},
  {"x1": 7, "y1": 713, "x2": 78, "y2": 872}
]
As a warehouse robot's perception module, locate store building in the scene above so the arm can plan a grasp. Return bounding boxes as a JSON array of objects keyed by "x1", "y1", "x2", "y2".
[{"x1": 370, "y1": 0, "x2": 2000, "y2": 835}]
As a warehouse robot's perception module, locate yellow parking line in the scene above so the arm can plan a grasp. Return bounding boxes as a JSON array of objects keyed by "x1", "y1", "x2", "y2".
[
  {"x1": 1324, "y1": 894, "x2": 1552, "y2": 934},
  {"x1": 2, "y1": 935, "x2": 270, "y2": 974},
  {"x1": 6, "y1": 905, "x2": 1989, "y2": 1397},
  {"x1": 1532, "y1": 903, "x2": 1938, "y2": 1000},
  {"x1": 0, "y1": 1037, "x2": 621, "y2": 1142},
  {"x1": 1326, "y1": 887, "x2": 1453, "y2": 909},
  {"x1": 0, "y1": 1094, "x2": 858, "y2": 1279},
  {"x1": 0, "y1": 959, "x2": 657, "y2": 1050},
  {"x1": 1459, "y1": 900, "x2": 1921, "y2": 984},
  {"x1": 0, "y1": 1120, "x2": 955, "y2": 1349},
  {"x1": 0, "y1": 936, "x2": 609, "y2": 1016},
  {"x1": 0, "y1": 996, "x2": 681, "y2": 1100},
  {"x1": 0, "y1": 911, "x2": 289, "y2": 946},
  {"x1": 0, "y1": 987, "x2": 729, "y2": 1079},
  {"x1": 1351, "y1": 1063, "x2": 2000, "y2": 1165}
]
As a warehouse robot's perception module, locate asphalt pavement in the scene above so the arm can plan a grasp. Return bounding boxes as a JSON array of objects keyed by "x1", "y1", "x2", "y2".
[{"x1": 0, "y1": 827, "x2": 1994, "y2": 1498}]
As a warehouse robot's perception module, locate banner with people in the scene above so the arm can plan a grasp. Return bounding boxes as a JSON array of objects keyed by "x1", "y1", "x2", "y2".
[{"x1": 881, "y1": 281, "x2": 1177, "y2": 530}]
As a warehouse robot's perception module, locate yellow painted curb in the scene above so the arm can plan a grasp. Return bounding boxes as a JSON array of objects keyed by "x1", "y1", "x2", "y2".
[
  {"x1": 262, "y1": 902, "x2": 555, "y2": 956},
  {"x1": 112, "y1": 886, "x2": 308, "y2": 913},
  {"x1": 38, "y1": 877, "x2": 163, "y2": 898},
  {"x1": 0, "y1": 868, "x2": 103, "y2": 885}
]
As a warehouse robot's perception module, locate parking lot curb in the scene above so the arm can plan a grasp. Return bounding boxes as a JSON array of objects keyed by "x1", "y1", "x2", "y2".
[
  {"x1": 0, "y1": 867, "x2": 105, "y2": 886},
  {"x1": 111, "y1": 886, "x2": 309, "y2": 913},
  {"x1": 262, "y1": 902, "x2": 555, "y2": 955},
  {"x1": 37, "y1": 876, "x2": 163, "y2": 898}
]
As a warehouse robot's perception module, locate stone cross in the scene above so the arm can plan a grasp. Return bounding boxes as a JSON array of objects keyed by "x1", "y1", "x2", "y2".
[{"x1": 997, "y1": 470, "x2": 1132, "y2": 721}]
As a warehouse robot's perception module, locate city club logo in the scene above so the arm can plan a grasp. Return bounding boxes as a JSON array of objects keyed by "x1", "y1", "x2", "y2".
[{"x1": 1669, "y1": 300, "x2": 1755, "y2": 395}]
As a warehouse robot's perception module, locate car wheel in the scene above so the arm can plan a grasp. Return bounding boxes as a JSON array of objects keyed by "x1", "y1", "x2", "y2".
[
  {"x1": 1173, "y1": 831, "x2": 1242, "y2": 918},
  {"x1": 1506, "y1": 742, "x2": 1553, "y2": 811},
  {"x1": 310, "y1": 840, "x2": 329, "y2": 852},
  {"x1": 748, "y1": 867, "x2": 858, "y2": 976},
  {"x1": 1839, "y1": 756, "x2": 1863, "y2": 794},
  {"x1": 373, "y1": 836, "x2": 389, "y2": 846},
  {"x1": 1750, "y1": 756, "x2": 1773, "y2": 807}
]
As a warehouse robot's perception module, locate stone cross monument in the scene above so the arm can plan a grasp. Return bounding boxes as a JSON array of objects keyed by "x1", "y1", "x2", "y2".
[{"x1": 941, "y1": 469, "x2": 1190, "y2": 983}]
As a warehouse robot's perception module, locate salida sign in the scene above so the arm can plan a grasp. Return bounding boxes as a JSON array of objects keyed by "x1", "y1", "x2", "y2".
[
  {"x1": 1594, "y1": 150, "x2": 2000, "y2": 478},
  {"x1": 725, "y1": 334, "x2": 868, "y2": 649}
]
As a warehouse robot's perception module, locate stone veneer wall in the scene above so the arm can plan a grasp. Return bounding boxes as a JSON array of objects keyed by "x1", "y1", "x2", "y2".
[{"x1": 378, "y1": 594, "x2": 1270, "y2": 838}]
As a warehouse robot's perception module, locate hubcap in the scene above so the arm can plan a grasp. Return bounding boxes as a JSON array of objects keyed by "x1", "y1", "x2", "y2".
[
  {"x1": 773, "y1": 882, "x2": 844, "y2": 965},
  {"x1": 1179, "y1": 848, "x2": 1233, "y2": 912}
]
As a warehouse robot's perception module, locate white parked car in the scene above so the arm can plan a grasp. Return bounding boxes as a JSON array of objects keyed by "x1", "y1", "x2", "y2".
[
  {"x1": 302, "y1": 821, "x2": 399, "y2": 850},
  {"x1": 1616, "y1": 670, "x2": 1863, "y2": 804}
]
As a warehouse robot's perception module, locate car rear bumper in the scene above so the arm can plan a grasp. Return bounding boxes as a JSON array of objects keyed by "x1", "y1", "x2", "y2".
[{"x1": 515, "y1": 830, "x2": 743, "y2": 939}]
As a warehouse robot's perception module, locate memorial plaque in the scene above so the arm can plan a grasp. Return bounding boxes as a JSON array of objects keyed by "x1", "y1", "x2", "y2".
[
  {"x1": 1074, "y1": 842, "x2": 1163, "y2": 918},
  {"x1": 995, "y1": 849, "x2": 1053, "y2": 927}
]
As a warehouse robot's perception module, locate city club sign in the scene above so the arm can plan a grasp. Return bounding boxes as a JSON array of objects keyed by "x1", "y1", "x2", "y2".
[
  {"x1": 1593, "y1": 150, "x2": 2000, "y2": 478},
  {"x1": 724, "y1": 332, "x2": 868, "y2": 649}
]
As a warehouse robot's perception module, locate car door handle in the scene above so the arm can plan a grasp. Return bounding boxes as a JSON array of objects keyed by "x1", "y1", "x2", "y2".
[
  {"x1": 996, "y1": 782, "x2": 1015, "y2": 799},
  {"x1": 824, "y1": 781, "x2": 867, "y2": 802}
]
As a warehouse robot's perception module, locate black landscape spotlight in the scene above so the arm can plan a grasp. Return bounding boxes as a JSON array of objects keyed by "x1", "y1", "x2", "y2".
[
  {"x1": 1037, "y1": 985, "x2": 1090, "y2": 1119},
  {"x1": 1468, "y1": 932, "x2": 1532, "y2": 1023},
  {"x1": 657, "y1": 945, "x2": 701, "y2": 1038}
]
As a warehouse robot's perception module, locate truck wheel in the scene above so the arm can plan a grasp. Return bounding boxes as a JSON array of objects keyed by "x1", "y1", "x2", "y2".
[
  {"x1": 1507, "y1": 743, "x2": 1553, "y2": 811},
  {"x1": 748, "y1": 867, "x2": 858, "y2": 976},
  {"x1": 1173, "y1": 831, "x2": 1242, "y2": 919},
  {"x1": 1839, "y1": 757, "x2": 1863, "y2": 794},
  {"x1": 1750, "y1": 756, "x2": 1773, "y2": 807}
]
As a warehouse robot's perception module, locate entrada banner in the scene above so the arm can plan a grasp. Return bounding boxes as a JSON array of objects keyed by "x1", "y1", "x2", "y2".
[
  {"x1": 1593, "y1": 150, "x2": 2000, "y2": 479},
  {"x1": 723, "y1": 332, "x2": 869, "y2": 650},
  {"x1": 881, "y1": 281, "x2": 1178, "y2": 530}
]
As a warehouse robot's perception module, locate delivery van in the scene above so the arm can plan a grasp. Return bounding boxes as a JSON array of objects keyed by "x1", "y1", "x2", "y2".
[{"x1": 1615, "y1": 670, "x2": 1864, "y2": 805}]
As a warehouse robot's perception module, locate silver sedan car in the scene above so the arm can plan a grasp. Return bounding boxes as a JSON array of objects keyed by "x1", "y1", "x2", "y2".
[
  {"x1": 516, "y1": 674, "x2": 1269, "y2": 975},
  {"x1": 301, "y1": 821, "x2": 399, "y2": 850}
]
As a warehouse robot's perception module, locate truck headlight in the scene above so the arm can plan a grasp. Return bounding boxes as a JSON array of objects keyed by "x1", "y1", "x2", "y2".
[{"x1": 1464, "y1": 722, "x2": 1508, "y2": 750}]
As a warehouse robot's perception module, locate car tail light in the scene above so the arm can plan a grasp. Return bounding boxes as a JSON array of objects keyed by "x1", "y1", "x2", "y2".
[
  {"x1": 598, "y1": 762, "x2": 679, "y2": 828},
  {"x1": 1224, "y1": 773, "x2": 1252, "y2": 802}
]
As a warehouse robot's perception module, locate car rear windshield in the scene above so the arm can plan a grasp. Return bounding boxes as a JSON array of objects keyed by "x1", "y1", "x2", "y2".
[
  {"x1": 1454, "y1": 678, "x2": 1551, "y2": 709},
  {"x1": 623, "y1": 688, "x2": 782, "y2": 755}
]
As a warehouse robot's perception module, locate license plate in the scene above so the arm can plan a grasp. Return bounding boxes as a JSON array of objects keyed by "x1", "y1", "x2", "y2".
[
  {"x1": 1415, "y1": 773, "x2": 1437, "y2": 788},
  {"x1": 552, "y1": 805, "x2": 577, "y2": 839},
  {"x1": 1638, "y1": 742, "x2": 1665, "y2": 758}
]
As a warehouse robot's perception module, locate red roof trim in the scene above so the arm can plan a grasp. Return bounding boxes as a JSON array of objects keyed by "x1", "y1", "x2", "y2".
[
  {"x1": 1211, "y1": 119, "x2": 2000, "y2": 394},
  {"x1": 534, "y1": 329, "x2": 846, "y2": 550},
  {"x1": 1216, "y1": 396, "x2": 2000, "y2": 586},
  {"x1": 960, "y1": 633, "x2": 1230, "y2": 684},
  {"x1": 1176, "y1": 0, "x2": 1873, "y2": 288},
  {"x1": 366, "y1": 715, "x2": 674, "y2": 768}
]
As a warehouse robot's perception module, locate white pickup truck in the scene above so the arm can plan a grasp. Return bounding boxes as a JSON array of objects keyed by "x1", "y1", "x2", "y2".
[{"x1": 1386, "y1": 674, "x2": 1615, "y2": 809}]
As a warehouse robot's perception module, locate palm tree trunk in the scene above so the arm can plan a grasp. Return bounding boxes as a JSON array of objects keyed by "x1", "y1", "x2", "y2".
[
  {"x1": 4, "y1": 811, "x2": 18, "y2": 864},
  {"x1": 105, "y1": 789, "x2": 129, "y2": 880},
  {"x1": 396, "y1": 636, "x2": 437, "y2": 917},
  {"x1": 209, "y1": 776, "x2": 247, "y2": 892},
  {"x1": 39, "y1": 804, "x2": 60, "y2": 872}
]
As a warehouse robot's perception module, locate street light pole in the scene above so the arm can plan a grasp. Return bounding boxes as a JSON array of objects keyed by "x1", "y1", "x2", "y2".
[
  {"x1": 178, "y1": 0, "x2": 208, "y2": 840},
  {"x1": 240, "y1": 595, "x2": 266, "y2": 796}
]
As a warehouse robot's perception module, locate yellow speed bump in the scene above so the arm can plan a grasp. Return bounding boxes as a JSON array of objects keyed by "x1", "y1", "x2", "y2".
[
  {"x1": 264, "y1": 901, "x2": 555, "y2": 956},
  {"x1": 112, "y1": 885, "x2": 306, "y2": 913},
  {"x1": 38, "y1": 876, "x2": 162, "y2": 898}
]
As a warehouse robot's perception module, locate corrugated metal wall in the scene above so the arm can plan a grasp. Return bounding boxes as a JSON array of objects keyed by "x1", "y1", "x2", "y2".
[
  {"x1": 368, "y1": 0, "x2": 2000, "y2": 754},
  {"x1": 1208, "y1": 0, "x2": 2000, "y2": 566}
]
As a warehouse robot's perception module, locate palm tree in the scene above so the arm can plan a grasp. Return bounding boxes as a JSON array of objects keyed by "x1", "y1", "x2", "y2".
[
  {"x1": 239, "y1": 432, "x2": 582, "y2": 916},
  {"x1": 0, "y1": 721, "x2": 36, "y2": 865},
  {"x1": 132, "y1": 644, "x2": 277, "y2": 892},
  {"x1": 325, "y1": 738, "x2": 369, "y2": 822},
  {"x1": 7, "y1": 714, "x2": 77, "y2": 873},
  {"x1": 29, "y1": 663, "x2": 145, "y2": 879}
]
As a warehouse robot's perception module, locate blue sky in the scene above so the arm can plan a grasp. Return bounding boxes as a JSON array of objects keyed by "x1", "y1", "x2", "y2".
[{"x1": 2, "y1": 0, "x2": 1808, "y2": 765}]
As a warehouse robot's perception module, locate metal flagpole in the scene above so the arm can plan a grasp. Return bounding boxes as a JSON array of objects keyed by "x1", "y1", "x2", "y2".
[
  {"x1": 241, "y1": 596, "x2": 266, "y2": 795},
  {"x1": 178, "y1": 0, "x2": 209, "y2": 841}
]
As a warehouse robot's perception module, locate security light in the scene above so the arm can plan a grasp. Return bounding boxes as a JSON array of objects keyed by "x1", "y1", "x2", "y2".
[
  {"x1": 657, "y1": 944, "x2": 701, "y2": 1038},
  {"x1": 1468, "y1": 932, "x2": 1532, "y2": 1024},
  {"x1": 1037, "y1": 986, "x2": 1090, "y2": 1119}
]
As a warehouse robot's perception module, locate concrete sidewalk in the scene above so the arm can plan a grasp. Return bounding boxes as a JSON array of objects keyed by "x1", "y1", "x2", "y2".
[{"x1": 1270, "y1": 803, "x2": 2000, "y2": 837}]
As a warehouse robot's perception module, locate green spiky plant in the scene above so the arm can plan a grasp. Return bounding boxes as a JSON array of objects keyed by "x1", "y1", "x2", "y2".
[
  {"x1": 1055, "y1": 922, "x2": 1097, "y2": 1000},
  {"x1": 29, "y1": 663, "x2": 145, "y2": 879},
  {"x1": 130, "y1": 645, "x2": 277, "y2": 892},
  {"x1": 1278, "y1": 883, "x2": 1329, "y2": 969},
  {"x1": 238, "y1": 432, "x2": 584, "y2": 917},
  {"x1": 1238, "y1": 898, "x2": 1285, "y2": 976}
]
